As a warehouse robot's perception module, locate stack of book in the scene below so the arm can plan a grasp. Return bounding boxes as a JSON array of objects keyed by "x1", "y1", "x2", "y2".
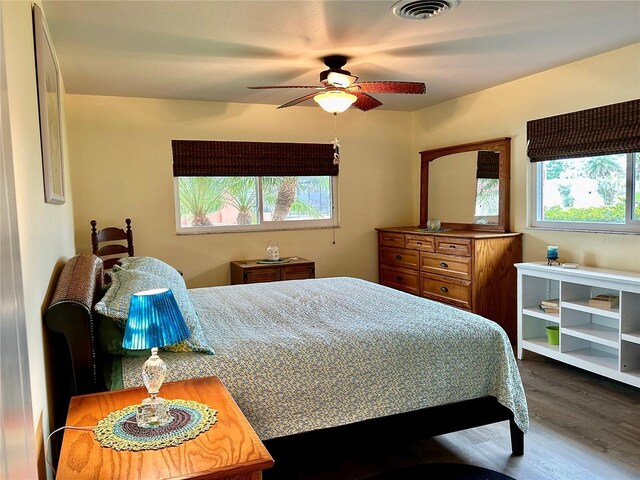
[
  {"x1": 588, "y1": 294, "x2": 619, "y2": 309},
  {"x1": 539, "y1": 298, "x2": 559, "y2": 314}
]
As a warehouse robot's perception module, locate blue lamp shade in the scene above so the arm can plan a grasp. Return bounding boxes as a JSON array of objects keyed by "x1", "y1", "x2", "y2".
[{"x1": 122, "y1": 288, "x2": 190, "y2": 350}]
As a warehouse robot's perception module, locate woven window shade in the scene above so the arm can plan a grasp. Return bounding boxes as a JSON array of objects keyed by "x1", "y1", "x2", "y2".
[
  {"x1": 476, "y1": 151, "x2": 500, "y2": 179},
  {"x1": 527, "y1": 99, "x2": 640, "y2": 162},
  {"x1": 172, "y1": 140, "x2": 338, "y2": 177}
]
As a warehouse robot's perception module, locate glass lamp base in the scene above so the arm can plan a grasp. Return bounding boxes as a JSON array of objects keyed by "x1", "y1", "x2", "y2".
[{"x1": 136, "y1": 396, "x2": 172, "y2": 428}]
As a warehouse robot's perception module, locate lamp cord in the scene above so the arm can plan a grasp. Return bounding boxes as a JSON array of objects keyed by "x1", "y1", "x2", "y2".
[{"x1": 45, "y1": 420, "x2": 137, "y2": 476}]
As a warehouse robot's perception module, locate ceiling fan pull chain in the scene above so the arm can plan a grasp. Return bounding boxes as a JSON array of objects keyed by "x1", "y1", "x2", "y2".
[{"x1": 332, "y1": 113, "x2": 340, "y2": 165}]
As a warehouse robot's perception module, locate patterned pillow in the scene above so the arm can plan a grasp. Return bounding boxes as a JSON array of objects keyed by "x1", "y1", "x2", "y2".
[
  {"x1": 116, "y1": 256, "x2": 182, "y2": 284},
  {"x1": 95, "y1": 268, "x2": 213, "y2": 354}
]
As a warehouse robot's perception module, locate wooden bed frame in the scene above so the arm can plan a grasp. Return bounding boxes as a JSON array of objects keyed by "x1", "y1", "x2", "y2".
[{"x1": 45, "y1": 254, "x2": 524, "y2": 460}]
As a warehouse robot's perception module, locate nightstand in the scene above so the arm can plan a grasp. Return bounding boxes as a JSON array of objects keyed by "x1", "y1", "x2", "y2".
[
  {"x1": 230, "y1": 257, "x2": 315, "y2": 284},
  {"x1": 56, "y1": 376, "x2": 273, "y2": 479}
]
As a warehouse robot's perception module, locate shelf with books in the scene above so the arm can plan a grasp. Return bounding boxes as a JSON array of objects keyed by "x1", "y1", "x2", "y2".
[{"x1": 516, "y1": 262, "x2": 640, "y2": 388}]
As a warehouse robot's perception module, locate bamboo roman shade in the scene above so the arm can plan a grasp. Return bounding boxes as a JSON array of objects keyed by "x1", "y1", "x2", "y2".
[
  {"x1": 527, "y1": 99, "x2": 640, "y2": 162},
  {"x1": 476, "y1": 151, "x2": 500, "y2": 179},
  {"x1": 172, "y1": 140, "x2": 338, "y2": 177}
]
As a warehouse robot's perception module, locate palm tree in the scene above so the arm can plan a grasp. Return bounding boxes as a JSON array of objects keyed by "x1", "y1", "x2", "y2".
[
  {"x1": 583, "y1": 156, "x2": 625, "y2": 179},
  {"x1": 271, "y1": 177, "x2": 299, "y2": 221},
  {"x1": 263, "y1": 177, "x2": 329, "y2": 221},
  {"x1": 178, "y1": 177, "x2": 224, "y2": 226},
  {"x1": 475, "y1": 178, "x2": 499, "y2": 215},
  {"x1": 179, "y1": 176, "x2": 329, "y2": 226},
  {"x1": 597, "y1": 179, "x2": 622, "y2": 206},
  {"x1": 219, "y1": 177, "x2": 257, "y2": 225}
]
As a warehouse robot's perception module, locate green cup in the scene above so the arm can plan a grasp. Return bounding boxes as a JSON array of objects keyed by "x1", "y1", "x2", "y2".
[{"x1": 546, "y1": 325, "x2": 559, "y2": 345}]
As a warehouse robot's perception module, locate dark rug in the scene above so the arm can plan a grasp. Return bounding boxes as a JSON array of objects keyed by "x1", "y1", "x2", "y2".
[{"x1": 365, "y1": 463, "x2": 516, "y2": 480}]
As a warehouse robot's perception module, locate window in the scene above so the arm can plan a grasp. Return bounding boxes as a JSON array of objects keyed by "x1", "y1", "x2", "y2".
[
  {"x1": 530, "y1": 153, "x2": 639, "y2": 232},
  {"x1": 474, "y1": 150, "x2": 500, "y2": 224},
  {"x1": 474, "y1": 178, "x2": 499, "y2": 222},
  {"x1": 171, "y1": 140, "x2": 339, "y2": 233},
  {"x1": 527, "y1": 99, "x2": 640, "y2": 233},
  {"x1": 176, "y1": 175, "x2": 336, "y2": 232}
]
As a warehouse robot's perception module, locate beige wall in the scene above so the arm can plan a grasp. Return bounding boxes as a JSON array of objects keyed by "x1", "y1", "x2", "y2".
[
  {"x1": 66, "y1": 96, "x2": 414, "y2": 287},
  {"x1": 414, "y1": 43, "x2": 640, "y2": 272},
  {"x1": 2, "y1": 0, "x2": 76, "y2": 469}
]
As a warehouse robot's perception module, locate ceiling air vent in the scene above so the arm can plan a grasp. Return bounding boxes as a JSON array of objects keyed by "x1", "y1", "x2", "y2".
[{"x1": 391, "y1": 0, "x2": 461, "y2": 20}]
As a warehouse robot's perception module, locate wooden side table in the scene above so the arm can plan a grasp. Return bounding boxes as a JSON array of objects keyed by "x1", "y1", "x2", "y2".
[
  {"x1": 230, "y1": 257, "x2": 315, "y2": 285},
  {"x1": 56, "y1": 376, "x2": 273, "y2": 479}
]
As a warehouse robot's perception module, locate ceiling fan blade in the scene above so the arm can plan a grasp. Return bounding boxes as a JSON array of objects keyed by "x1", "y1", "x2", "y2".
[
  {"x1": 352, "y1": 81, "x2": 426, "y2": 95},
  {"x1": 351, "y1": 92, "x2": 383, "y2": 112},
  {"x1": 277, "y1": 92, "x2": 320, "y2": 109},
  {"x1": 248, "y1": 85, "x2": 323, "y2": 90}
]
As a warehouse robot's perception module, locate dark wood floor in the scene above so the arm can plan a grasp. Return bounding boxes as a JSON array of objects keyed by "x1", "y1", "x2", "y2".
[{"x1": 263, "y1": 354, "x2": 640, "y2": 480}]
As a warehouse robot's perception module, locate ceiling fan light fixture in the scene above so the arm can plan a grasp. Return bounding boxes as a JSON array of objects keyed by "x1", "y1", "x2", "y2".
[{"x1": 313, "y1": 90, "x2": 357, "y2": 114}]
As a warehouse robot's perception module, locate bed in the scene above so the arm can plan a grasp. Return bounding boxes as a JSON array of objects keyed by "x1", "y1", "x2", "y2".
[{"x1": 45, "y1": 253, "x2": 528, "y2": 462}]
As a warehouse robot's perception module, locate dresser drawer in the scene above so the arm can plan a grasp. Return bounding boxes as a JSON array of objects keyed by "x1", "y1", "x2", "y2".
[
  {"x1": 405, "y1": 234, "x2": 434, "y2": 252},
  {"x1": 421, "y1": 273, "x2": 471, "y2": 310},
  {"x1": 421, "y1": 252, "x2": 472, "y2": 280},
  {"x1": 379, "y1": 246, "x2": 419, "y2": 269},
  {"x1": 379, "y1": 232, "x2": 405, "y2": 248},
  {"x1": 435, "y1": 237, "x2": 472, "y2": 256},
  {"x1": 281, "y1": 265, "x2": 315, "y2": 281},
  {"x1": 380, "y1": 265, "x2": 419, "y2": 295}
]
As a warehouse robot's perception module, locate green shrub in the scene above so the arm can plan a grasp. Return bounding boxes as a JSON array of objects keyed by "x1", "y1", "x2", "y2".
[{"x1": 544, "y1": 203, "x2": 626, "y2": 223}]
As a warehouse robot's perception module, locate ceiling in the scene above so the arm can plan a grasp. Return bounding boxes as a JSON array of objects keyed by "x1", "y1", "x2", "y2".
[{"x1": 43, "y1": 0, "x2": 640, "y2": 112}]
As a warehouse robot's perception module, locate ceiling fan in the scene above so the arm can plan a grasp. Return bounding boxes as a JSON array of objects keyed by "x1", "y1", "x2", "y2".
[{"x1": 248, "y1": 55, "x2": 426, "y2": 113}]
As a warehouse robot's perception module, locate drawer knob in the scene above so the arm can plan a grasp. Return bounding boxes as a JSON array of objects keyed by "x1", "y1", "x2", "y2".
[
  {"x1": 450, "y1": 245, "x2": 457, "y2": 249},
  {"x1": 440, "y1": 262, "x2": 448, "y2": 268},
  {"x1": 395, "y1": 255, "x2": 402, "y2": 260},
  {"x1": 440, "y1": 286, "x2": 449, "y2": 293},
  {"x1": 396, "y1": 276, "x2": 403, "y2": 282},
  {"x1": 416, "y1": 241, "x2": 422, "y2": 245}
]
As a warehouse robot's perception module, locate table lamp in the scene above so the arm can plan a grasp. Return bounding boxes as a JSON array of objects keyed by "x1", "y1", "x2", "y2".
[{"x1": 123, "y1": 288, "x2": 190, "y2": 427}]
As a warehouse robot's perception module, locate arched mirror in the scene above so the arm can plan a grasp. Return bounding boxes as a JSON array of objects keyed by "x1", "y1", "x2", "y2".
[{"x1": 419, "y1": 137, "x2": 511, "y2": 232}]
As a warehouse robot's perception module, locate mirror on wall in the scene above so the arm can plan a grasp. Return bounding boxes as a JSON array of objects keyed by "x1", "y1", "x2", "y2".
[{"x1": 419, "y1": 138, "x2": 511, "y2": 232}]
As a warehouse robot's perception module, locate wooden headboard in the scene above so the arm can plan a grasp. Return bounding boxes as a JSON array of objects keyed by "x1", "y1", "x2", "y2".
[{"x1": 45, "y1": 253, "x2": 105, "y2": 427}]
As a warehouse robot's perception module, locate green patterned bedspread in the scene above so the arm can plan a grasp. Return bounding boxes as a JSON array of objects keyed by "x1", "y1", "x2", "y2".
[{"x1": 120, "y1": 277, "x2": 529, "y2": 439}]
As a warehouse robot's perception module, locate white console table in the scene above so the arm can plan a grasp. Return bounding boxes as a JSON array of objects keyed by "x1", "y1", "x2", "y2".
[{"x1": 516, "y1": 262, "x2": 640, "y2": 388}]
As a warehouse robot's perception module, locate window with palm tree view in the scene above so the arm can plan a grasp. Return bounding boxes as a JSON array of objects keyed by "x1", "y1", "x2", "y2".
[
  {"x1": 531, "y1": 153, "x2": 640, "y2": 232},
  {"x1": 176, "y1": 176, "x2": 335, "y2": 232}
]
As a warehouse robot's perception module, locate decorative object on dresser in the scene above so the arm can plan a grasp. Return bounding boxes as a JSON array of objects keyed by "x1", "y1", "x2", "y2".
[
  {"x1": 517, "y1": 262, "x2": 640, "y2": 388},
  {"x1": 377, "y1": 227, "x2": 522, "y2": 344},
  {"x1": 122, "y1": 288, "x2": 191, "y2": 427},
  {"x1": 231, "y1": 257, "x2": 315, "y2": 284},
  {"x1": 266, "y1": 239, "x2": 280, "y2": 261},
  {"x1": 419, "y1": 138, "x2": 511, "y2": 233},
  {"x1": 546, "y1": 245, "x2": 560, "y2": 265}
]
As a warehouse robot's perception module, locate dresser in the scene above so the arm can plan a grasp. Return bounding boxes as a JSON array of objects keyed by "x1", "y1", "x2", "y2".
[
  {"x1": 231, "y1": 257, "x2": 315, "y2": 284},
  {"x1": 376, "y1": 227, "x2": 522, "y2": 343}
]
